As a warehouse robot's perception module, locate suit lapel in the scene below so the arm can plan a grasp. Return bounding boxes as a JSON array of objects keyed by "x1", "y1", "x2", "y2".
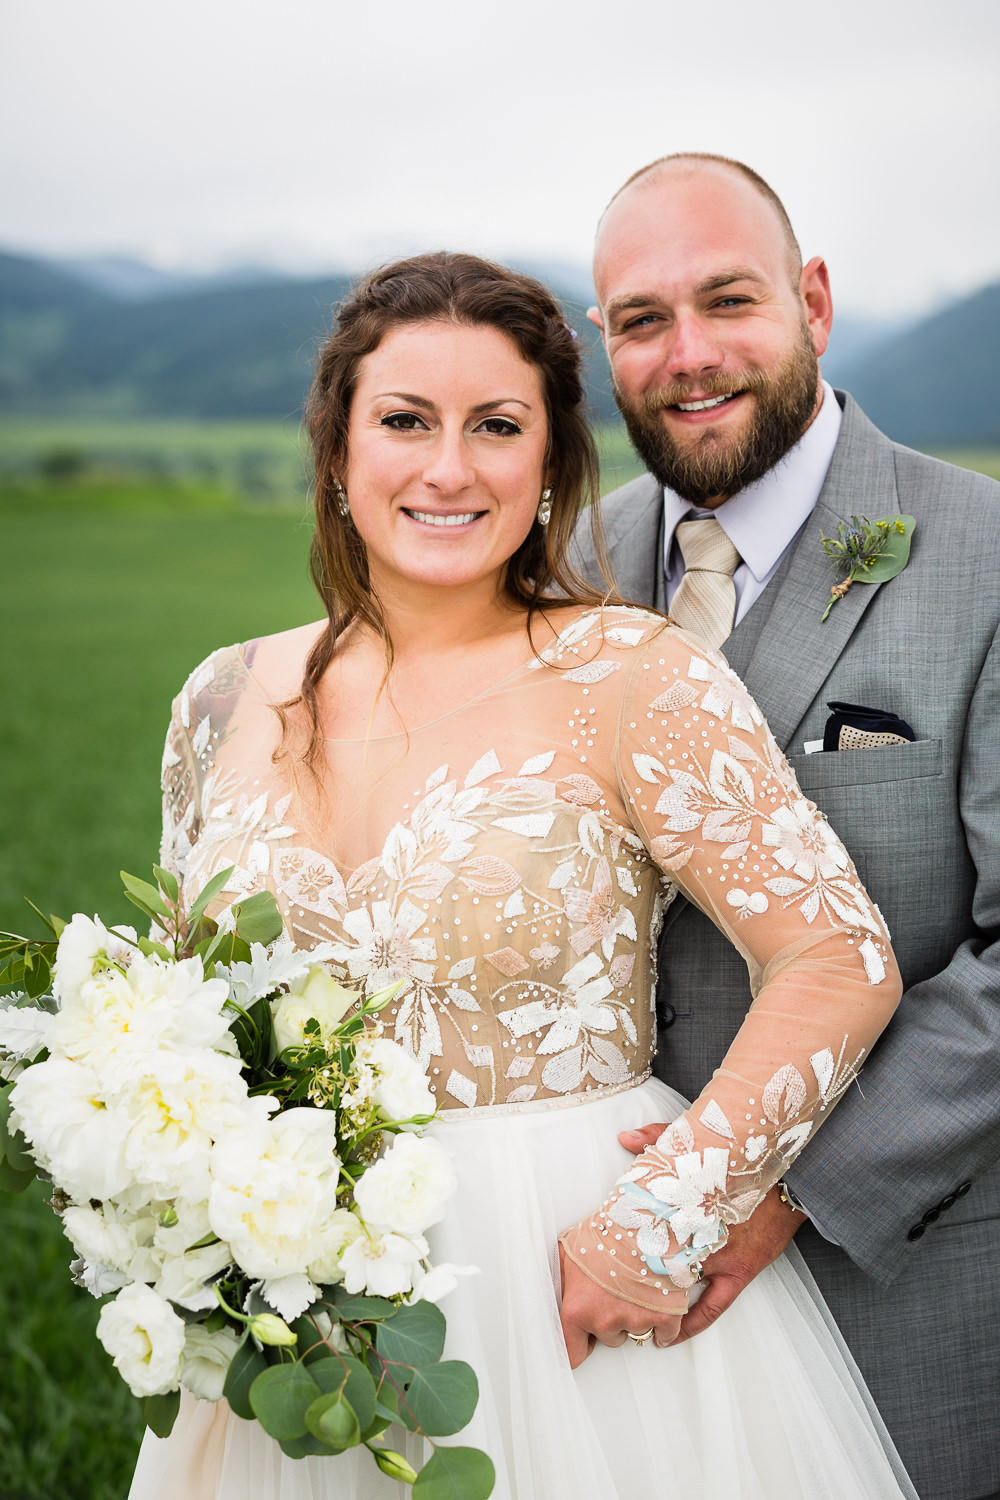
[
  {"x1": 597, "y1": 474, "x2": 665, "y2": 605},
  {"x1": 727, "y1": 395, "x2": 903, "y2": 752}
]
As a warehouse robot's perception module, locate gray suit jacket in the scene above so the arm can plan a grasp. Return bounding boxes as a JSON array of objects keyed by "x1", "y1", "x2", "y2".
[{"x1": 575, "y1": 393, "x2": 1000, "y2": 1500}]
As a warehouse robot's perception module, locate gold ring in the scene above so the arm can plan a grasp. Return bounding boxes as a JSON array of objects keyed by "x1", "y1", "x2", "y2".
[{"x1": 627, "y1": 1328, "x2": 655, "y2": 1346}]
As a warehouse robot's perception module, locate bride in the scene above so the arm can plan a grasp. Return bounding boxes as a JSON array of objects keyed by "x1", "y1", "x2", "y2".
[{"x1": 131, "y1": 251, "x2": 916, "y2": 1498}]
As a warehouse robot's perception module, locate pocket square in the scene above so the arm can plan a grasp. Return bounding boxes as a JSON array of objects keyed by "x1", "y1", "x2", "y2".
[{"x1": 823, "y1": 701, "x2": 916, "y2": 752}]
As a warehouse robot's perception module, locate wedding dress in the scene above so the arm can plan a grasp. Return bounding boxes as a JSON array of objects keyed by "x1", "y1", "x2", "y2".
[{"x1": 131, "y1": 605, "x2": 916, "y2": 1499}]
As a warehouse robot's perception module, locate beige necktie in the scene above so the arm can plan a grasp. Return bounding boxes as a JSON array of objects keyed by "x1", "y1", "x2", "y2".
[{"x1": 669, "y1": 517, "x2": 740, "y2": 650}]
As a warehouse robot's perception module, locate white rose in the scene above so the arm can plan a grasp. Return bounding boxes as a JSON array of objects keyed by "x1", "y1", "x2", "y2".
[
  {"x1": 96, "y1": 1283, "x2": 186, "y2": 1397},
  {"x1": 353, "y1": 1037, "x2": 435, "y2": 1125},
  {"x1": 179, "y1": 1322, "x2": 242, "y2": 1402},
  {"x1": 53, "y1": 913, "x2": 138, "y2": 1005},
  {"x1": 208, "y1": 1107, "x2": 341, "y2": 1279},
  {"x1": 353, "y1": 1133, "x2": 456, "y2": 1236},
  {"x1": 51, "y1": 952, "x2": 234, "y2": 1068},
  {"x1": 306, "y1": 1207, "x2": 366, "y2": 1284},
  {"x1": 9, "y1": 1056, "x2": 131, "y2": 1202},
  {"x1": 338, "y1": 1230, "x2": 428, "y2": 1298},
  {"x1": 271, "y1": 968, "x2": 357, "y2": 1053}
]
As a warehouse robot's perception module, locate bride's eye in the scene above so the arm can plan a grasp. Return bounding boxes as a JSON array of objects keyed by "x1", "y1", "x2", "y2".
[
  {"x1": 475, "y1": 416, "x2": 522, "y2": 437},
  {"x1": 381, "y1": 411, "x2": 428, "y2": 431}
]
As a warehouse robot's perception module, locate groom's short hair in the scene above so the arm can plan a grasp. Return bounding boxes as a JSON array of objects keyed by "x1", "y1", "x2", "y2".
[{"x1": 604, "y1": 152, "x2": 803, "y2": 279}]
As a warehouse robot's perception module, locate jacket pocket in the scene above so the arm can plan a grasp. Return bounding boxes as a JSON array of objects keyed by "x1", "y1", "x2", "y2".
[{"x1": 787, "y1": 737, "x2": 943, "y2": 794}]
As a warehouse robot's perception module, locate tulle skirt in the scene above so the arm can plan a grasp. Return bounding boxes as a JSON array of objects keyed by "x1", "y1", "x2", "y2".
[{"x1": 130, "y1": 1077, "x2": 916, "y2": 1499}]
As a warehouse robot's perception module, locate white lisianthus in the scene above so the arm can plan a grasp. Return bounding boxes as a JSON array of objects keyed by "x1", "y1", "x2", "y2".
[
  {"x1": 271, "y1": 968, "x2": 358, "y2": 1053},
  {"x1": 306, "y1": 1207, "x2": 366, "y2": 1284},
  {"x1": 410, "y1": 1261, "x2": 480, "y2": 1305},
  {"x1": 338, "y1": 1230, "x2": 428, "y2": 1298},
  {"x1": 96, "y1": 1283, "x2": 186, "y2": 1397},
  {"x1": 208, "y1": 1107, "x2": 341, "y2": 1279},
  {"x1": 179, "y1": 1322, "x2": 242, "y2": 1402},
  {"x1": 259, "y1": 1273, "x2": 318, "y2": 1322},
  {"x1": 353, "y1": 1133, "x2": 456, "y2": 1236},
  {"x1": 62, "y1": 1203, "x2": 143, "y2": 1275},
  {"x1": 52, "y1": 913, "x2": 138, "y2": 1004},
  {"x1": 351, "y1": 1036, "x2": 435, "y2": 1125},
  {"x1": 106, "y1": 1046, "x2": 259, "y2": 1203},
  {"x1": 9, "y1": 1056, "x2": 132, "y2": 1202},
  {"x1": 155, "y1": 1239, "x2": 234, "y2": 1311}
]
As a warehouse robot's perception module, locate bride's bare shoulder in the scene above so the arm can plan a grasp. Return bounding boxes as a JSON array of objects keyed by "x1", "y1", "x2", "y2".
[{"x1": 241, "y1": 619, "x2": 328, "y2": 701}]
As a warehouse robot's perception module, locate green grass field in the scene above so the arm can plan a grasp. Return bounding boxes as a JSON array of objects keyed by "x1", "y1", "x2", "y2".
[{"x1": 1, "y1": 430, "x2": 999, "y2": 1497}]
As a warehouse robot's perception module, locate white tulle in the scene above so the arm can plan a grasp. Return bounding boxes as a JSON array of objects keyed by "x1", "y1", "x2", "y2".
[{"x1": 129, "y1": 1078, "x2": 916, "y2": 1500}]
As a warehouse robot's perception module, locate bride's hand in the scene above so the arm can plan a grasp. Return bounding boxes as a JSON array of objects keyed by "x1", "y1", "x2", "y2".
[{"x1": 558, "y1": 1243, "x2": 684, "y2": 1368}]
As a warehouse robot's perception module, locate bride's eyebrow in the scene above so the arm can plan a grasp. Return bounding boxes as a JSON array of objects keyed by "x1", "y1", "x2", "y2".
[{"x1": 374, "y1": 393, "x2": 533, "y2": 414}]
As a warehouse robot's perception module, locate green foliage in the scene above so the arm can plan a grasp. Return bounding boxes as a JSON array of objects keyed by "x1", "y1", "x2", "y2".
[{"x1": 413, "y1": 1445, "x2": 496, "y2": 1500}]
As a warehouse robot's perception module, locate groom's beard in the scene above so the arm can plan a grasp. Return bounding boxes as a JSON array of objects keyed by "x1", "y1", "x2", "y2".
[{"x1": 613, "y1": 321, "x2": 821, "y2": 507}]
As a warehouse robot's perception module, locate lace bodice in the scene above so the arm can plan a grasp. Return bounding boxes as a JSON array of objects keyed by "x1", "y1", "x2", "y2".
[{"x1": 162, "y1": 606, "x2": 900, "y2": 1291}]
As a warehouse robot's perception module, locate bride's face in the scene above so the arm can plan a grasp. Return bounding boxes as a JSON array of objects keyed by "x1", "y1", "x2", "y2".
[{"x1": 342, "y1": 320, "x2": 549, "y2": 599}]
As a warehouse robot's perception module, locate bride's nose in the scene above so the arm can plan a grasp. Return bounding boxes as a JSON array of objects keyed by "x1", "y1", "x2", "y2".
[{"x1": 421, "y1": 428, "x2": 476, "y2": 495}]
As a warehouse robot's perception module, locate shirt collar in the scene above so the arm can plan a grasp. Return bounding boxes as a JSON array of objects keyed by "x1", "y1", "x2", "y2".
[{"x1": 662, "y1": 381, "x2": 843, "y2": 582}]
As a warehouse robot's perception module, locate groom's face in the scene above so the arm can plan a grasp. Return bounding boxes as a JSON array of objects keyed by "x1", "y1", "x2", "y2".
[{"x1": 591, "y1": 165, "x2": 831, "y2": 508}]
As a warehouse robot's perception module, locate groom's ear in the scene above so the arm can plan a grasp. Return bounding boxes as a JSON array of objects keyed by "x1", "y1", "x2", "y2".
[{"x1": 586, "y1": 304, "x2": 604, "y2": 335}]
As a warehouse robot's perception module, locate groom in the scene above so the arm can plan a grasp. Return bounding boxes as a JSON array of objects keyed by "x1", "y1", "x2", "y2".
[{"x1": 574, "y1": 153, "x2": 1000, "y2": 1500}]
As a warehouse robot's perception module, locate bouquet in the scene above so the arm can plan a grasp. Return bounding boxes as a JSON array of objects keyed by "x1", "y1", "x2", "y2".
[{"x1": 0, "y1": 866, "x2": 495, "y2": 1499}]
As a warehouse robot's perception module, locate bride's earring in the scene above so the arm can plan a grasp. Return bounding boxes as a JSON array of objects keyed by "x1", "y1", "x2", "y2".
[
  {"x1": 333, "y1": 480, "x2": 349, "y2": 519},
  {"x1": 537, "y1": 488, "x2": 553, "y2": 528}
]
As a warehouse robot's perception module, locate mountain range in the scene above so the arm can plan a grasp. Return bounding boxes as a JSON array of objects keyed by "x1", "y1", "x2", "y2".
[{"x1": 1, "y1": 249, "x2": 997, "y2": 446}]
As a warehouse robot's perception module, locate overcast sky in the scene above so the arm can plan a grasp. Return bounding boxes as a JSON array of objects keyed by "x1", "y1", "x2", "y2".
[{"x1": 2, "y1": 0, "x2": 997, "y2": 317}]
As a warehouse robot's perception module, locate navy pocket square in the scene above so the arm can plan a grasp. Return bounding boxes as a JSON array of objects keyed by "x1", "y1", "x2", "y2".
[{"x1": 823, "y1": 702, "x2": 916, "y2": 752}]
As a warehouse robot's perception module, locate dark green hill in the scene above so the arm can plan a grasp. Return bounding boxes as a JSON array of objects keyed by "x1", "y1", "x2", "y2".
[
  {"x1": 836, "y1": 282, "x2": 1000, "y2": 446},
  {"x1": 0, "y1": 253, "x2": 620, "y2": 423}
]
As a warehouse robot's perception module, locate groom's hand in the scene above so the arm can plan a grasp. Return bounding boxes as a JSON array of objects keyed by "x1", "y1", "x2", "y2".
[{"x1": 618, "y1": 1123, "x2": 803, "y2": 1344}]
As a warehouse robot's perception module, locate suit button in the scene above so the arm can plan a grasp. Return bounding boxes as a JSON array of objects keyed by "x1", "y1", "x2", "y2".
[
  {"x1": 921, "y1": 1208, "x2": 941, "y2": 1225},
  {"x1": 957, "y1": 1182, "x2": 972, "y2": 1197},
  {"x1": 660, "y1": 1003, "x2": 677, "y2": 1028},
  {"x1": 907, "y1": 1224, "x2": 926, "y2": 1242},
  {"x1": 940, "y1": 1193, "x2": 957, "y2": 1211}
]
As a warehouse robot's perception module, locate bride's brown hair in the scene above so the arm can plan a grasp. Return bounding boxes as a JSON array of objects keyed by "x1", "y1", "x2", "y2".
[{"x1": 293, "y1": 250, "x2": 615, "y2": 765}]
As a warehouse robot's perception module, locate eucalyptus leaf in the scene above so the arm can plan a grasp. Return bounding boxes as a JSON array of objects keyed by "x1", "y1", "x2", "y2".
[
  {"x1": 222, "y1": 1333, "x2": 269, "y2": 1421},
  {"x1": 278, "y1": 1431, "x2": 330, "y2": 1458},
  {"x1": 249, "y1": 1362, "x2": 319, "y2": 1442},
  {"x1": 404, "y1": 1361, "x2": 479, "y2": 1437},
  {"x1": 0, "y1": 1106, "x2": 35, "y2": 1174},
  {"x1": 311, "y1": 1354, "x2": 376, "y2": 1432},
  {"x1": 376, "y1": 1301, "x2": 446, "y2": 1368},
  {"x1": 856, "y1": 515, "x2": 915, "y2": 583},
  {"x1": 304, "y1": 1390, "x2": 361, "y2": 1450},
  {"x1": 413, "y1": 1445, "x2": 496, "y2": 1499},
  {"x1": 142, "y1": 1390, "x2": 180, "y2": 1439},
  {"x1": 233, "y1": 890, "x2": 283, "y2": 947},
  {"x1": 0, "y1": 1157, "x2": 36, "y2": 1193},
  {"x1": 334, "y1": 1292, "x2": 397, "y2": 1321}
]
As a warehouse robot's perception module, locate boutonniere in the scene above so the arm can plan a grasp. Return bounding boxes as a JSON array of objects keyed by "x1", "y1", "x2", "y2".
[{"x1": 819, "y1": 514, "x2": 915, "y2": 621}]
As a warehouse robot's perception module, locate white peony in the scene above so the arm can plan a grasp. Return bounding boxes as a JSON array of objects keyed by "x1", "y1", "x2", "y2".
[
  {"x1": 179, "y1": 1322, "x2": 242, "y2": 1402},
  {"x1": 96, "y1": 1283, "x2": 186, "y2": 1397},
  {"x1": 0, "y1": 999, "x2": 55, "y2": 1068},
  {"x1": 338, "y1": 1229, "x2": 428, "y2": 1298},
  {"x1": 353, "y1": 1133, "x2": 456, "y2": 1237},
  {"x1": 53, "y1": 913, "x2": 138, "y2": 1005},
  {"x1": 306, "y1": 1207, "x2": 366, "y2": 1284},
  {"x1": 107, "y1": 1046, "x2": 260, "y2": 1203},
  {"x1": 350, "y1": 1036, "x2": 435, "y2": 1125},
  {"x1": 271, "y1": 967, "x2": 358, "y2": 1053},
  {"x1": 9, "y1": 1056, "x2": 132, "y2": 1202},
  {"x1": 208, "y1": 1107, "x2": 342, "y2": 1279},
  {"x1": 51, "y1": 952, "x2": 234, "y2": 1069}
]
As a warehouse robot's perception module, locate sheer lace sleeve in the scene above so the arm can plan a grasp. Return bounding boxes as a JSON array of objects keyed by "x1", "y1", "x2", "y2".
[{"x1": 560, "y1": 625, "x2": 903, "y2": 1313}]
